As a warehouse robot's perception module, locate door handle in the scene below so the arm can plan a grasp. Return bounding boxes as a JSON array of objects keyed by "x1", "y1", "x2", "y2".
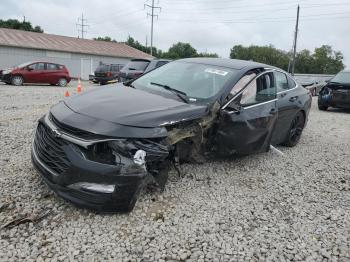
[
  {"x1": 270, "y1": 108, "x2": 277, "y2": 114},
  {"x1": 289, "y1": 96, "x2": 298, "y2": 102}
]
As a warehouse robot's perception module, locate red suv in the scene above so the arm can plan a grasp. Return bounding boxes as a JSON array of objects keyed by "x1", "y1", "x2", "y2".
[{"x1": 1, "y1": 62, "x2": 71, "y2": 86}]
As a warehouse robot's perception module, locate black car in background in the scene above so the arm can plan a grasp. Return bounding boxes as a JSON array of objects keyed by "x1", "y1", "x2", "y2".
[
  {"x1": 118, "y1": 59, "x2": 151, "y2": 82},
  {"x1": 143, "y1": 59, "x2": 171, "y2": 74},
  {"x1": 94, "y1": 64, "x2": 124, "y2": 85},
  {"x1": 318, "y1": 70, "x2": 350, "y2": 110},
  {"x1": 31, "y1": 58, "x2": 311, "y2": 212}
]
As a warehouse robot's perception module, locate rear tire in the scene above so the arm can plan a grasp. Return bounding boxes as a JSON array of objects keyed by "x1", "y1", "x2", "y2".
[
  {"x1": 58, "y1": 78, "x2": 67, "y2": 87},
  {"x1": 283, "y1": 111, "x2": 305, "y2": 147},
  {"x1": 11, "y1": 75, "x2": 23, "y2": 86},
  {"x1": 318, "y1": 104, "x2": 328, "y2": 111}
]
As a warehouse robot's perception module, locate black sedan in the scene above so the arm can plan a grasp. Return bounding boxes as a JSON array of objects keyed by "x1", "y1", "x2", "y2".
[
  {"x1": 318, "y1": 70, "x2": 350, "y2": 110},
  {"x1": 31, "y1": 58, "x2": 312, "y2": 212}
]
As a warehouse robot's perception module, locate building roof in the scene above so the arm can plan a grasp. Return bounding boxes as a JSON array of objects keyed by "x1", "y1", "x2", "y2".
[{"x1": 0, "y1": 28, "x2": 153, "y2": 59}]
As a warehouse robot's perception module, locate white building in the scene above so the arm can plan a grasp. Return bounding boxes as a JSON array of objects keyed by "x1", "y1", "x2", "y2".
[{"x1": 0, "y1": 28, "x2": 152, "y2": 80}]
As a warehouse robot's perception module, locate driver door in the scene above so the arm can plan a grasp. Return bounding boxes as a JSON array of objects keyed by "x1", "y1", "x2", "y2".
[{"x1": 217, "y1": 71, "x2": 278, "y2": 155}]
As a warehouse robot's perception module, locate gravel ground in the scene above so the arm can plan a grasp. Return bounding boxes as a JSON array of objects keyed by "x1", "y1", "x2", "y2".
[{"x1": 0, "y1": 82, "x2": 349, "y2": 262}]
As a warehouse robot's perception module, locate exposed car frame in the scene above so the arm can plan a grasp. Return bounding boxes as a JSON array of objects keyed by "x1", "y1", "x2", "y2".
[{"x1": 31, "y1": 58, "x2": 311, "y2": 213}]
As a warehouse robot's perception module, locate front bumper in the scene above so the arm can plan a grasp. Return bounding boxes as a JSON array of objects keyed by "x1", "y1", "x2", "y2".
[
  {"x1": 319, "y1": 90, "x2": 350, "y2": 109},
  {"x1": 31, "y1": 119, "x2": 148, "y2": 213},
  {"x1": 2, "y1": 73, "x2": 12, "y2": 83}
]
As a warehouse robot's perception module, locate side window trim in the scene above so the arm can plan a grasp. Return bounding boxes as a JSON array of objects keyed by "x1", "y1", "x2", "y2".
[{"x1": 222, "y1": 70, "x2": 275, "y2": 110}]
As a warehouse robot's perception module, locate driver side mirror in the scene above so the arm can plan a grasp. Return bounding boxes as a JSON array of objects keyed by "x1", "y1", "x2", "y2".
[
  {"x1": 224, "y1": 100, "x2": 242, "y2": 113},
  {"x1": 26, "y1": 67, "x2": 33, "y2": 71}
]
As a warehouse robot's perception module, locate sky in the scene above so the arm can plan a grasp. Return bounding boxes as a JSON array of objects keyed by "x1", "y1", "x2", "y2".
[{"x1": 1, "y1": 0, "x2": 350, "y2": 67}]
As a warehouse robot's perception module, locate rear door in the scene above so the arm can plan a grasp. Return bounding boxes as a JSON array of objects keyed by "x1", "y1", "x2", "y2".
[
  {"x1": 46, "y1": 63, "x2": 60, "y2": 84},
  {"x1": 218, "y1": 71, "x2": 278, "y2": 155},
  {"x1": 271, "y1": 71, "x2": 299, "y2": 145}
]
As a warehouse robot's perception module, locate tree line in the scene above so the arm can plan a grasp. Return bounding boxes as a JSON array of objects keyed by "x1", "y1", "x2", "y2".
[
  {"x1": 125, "y1": 36, "x2": 218, "y2": 59},
  {"x1": 230, "y1": 45, "x2": 344, "y2": 74}
]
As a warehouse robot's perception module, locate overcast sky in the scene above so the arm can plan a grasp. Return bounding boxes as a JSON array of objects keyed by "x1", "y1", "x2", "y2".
[{"x1": 1, "y1": 0, "x2": 350, "y2": 67}]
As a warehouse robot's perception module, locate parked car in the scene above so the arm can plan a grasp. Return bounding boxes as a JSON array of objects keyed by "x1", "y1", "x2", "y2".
[
  {"x1": 318, "y1": 70, "x2": 350, "y2": 110},
  {"x1": 31, "y1": 58, "x2": 311, "y2": 212},
  {"x1": 300, "y1": 81, "x2": 325, "y2": 96},
  {"x1": 143, "y1": 59, "x2": 171, "y2": 74},
  {"x1": 1, "y1": 62, "x2": 71, "y2": 87},
  {"x1": 118, "y1": 59, "x2": 152, "y2": 82},
  {"x1": 93, "y1": 64, "x2": 124, "y2": 85}
]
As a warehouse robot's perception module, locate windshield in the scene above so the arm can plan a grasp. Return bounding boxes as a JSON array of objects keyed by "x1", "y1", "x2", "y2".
[
  {"x1": 331, "y1": 72, "x2": 350, "y2": 84},
  {"x1": 132, "y1": 61, "x2": 238, "y2": 101},
  {"x1": 123, "y1": 61, "x2": 150, "y2": 71},
  {"x1": 15, "y1": 62, "x2": 33, "y2": 68}
]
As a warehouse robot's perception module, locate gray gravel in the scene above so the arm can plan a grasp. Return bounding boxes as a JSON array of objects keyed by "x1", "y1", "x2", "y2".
[{"x1": 0, "y1": 82, "x2": 349, "y2": 261}]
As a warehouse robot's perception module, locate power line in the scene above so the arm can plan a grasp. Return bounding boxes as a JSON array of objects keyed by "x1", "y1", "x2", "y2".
[
  {"x1": 76, "y1": 13, "x2": 89, "y2": 39},
  {"x1": 145, "y1": 0, "x2": 161, "y2": 55}
]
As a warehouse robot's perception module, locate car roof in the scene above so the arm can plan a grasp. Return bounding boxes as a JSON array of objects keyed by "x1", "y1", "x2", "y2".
[
  {"x1": 178, "y1": 58, "x2": 272, "y2": 70},
  {"x1": 151, "y1": 59, "x2": 172, "y2": 62}
]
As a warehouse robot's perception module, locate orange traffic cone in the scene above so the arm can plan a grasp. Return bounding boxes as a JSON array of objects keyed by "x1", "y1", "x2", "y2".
[
  {"x1": 64, "y1": 91, "x2": 70, "y2": 97},
  {"x1": 77, "y1": 78, "x2": 82, "y2": 93}
]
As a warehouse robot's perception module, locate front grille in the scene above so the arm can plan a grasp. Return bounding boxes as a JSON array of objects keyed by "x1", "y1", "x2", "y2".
[
  {"x1": 34, "y1": 123, "x2": 70, "y2": 175},
  {"x1": 49, "y1": 113, "x2": 108, "y2": 140}
]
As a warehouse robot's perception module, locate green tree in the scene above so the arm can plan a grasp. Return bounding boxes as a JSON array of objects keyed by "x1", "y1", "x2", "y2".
[
  {"x1": 126, "y1": 36, "x2": 162, "y2": 57},
  {"x1": 311, "y1": 45, "x2": 344, "y2": 74},
  {"x1": 0, "y1": 19, "x2": 43, "y2": 33},
  {"x1": 162, "y1": 42, "x2": 197, "y2": 59},
  {"x1": 230, "y1": 45, "x2": 289, "y2": 71},
  {"x1": 93, "y1": 36, "x2": 117, "y2": 42}
]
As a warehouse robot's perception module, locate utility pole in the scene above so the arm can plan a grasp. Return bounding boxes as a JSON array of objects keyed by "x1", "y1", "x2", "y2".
[
  {"x1": 291, "y1": 5, "x2": 300, "y2": 75},
  {"x1": 145, "y1": 0, "x2": 161, "y2": 56},
  {"x1": 77, "y1": 13, "x2": 88, "y2": 39},
  {"x1": 146, "y1": 35, "x2": 148, "y2": 49}
]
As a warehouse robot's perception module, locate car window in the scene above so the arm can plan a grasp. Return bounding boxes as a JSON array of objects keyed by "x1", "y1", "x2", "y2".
[
  {"x1": 96, "y1": 65, "x2": 109, "y2": 72},
  {"x1": 35, "y1": 63, "x2": 45, "y2": 70},
  {"x1": 274, "y1": 71, "x2": 289, "y2": 92},
  {"x1": 124, "y1": 61, "x2": 150, "y2": 71},
  {"x1": 111, "y1": 65, "x2": 119, "y2": 72},
  {"x1": 156, "y1": 61, "x2": 168, "y2": 68},
  {"x1": 240, "y1": 72, "x2": 276, "y2": 107},
  {"x1": 47, "y1": 63, "x2": 58, "y2": 70},
  {"x1": 230, "y1": 72, "x2": 257, "y2": 96},
  {"x1": 287, "y1": 75, "x2": 296, "y2": 89},
  {"x1": 27, "y1": 64, "x2": 36, "y2": 70}
]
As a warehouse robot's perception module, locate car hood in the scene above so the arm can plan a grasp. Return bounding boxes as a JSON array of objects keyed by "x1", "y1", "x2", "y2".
[
  {"x1": 327, "y1": 82, "x2": 350, "y2": 89},
  {"x1": 64, "y1": 84, "x2": 209, "y2": 128}
]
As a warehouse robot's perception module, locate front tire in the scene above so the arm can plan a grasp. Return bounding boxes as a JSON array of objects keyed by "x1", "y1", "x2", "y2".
[
  {"x1": 11, "y1": 75, "x2": 23, "y2": 86},
  {"x1": 283, "y1": 111, "x2": 305, "y2": 147},
  {"x1": 58, "y1": 78, "x2": 67, "y2": 87}
]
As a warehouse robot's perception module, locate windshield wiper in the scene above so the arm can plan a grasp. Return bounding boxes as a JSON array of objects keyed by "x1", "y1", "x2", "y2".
[
  {"x1": 123, "y1": 79, "x2": 135, "y2": 88},
  {"x1": 150, "y1": 82, "x2": 188, "y2": 103}
]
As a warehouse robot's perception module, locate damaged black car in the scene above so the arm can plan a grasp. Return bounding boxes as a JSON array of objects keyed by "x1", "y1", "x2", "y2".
[
  {"x1": 31, "y1": 58, "x2": 312, "y2": 212},
  {"x1": 318, "y1": 70, "x2": 350, "y2": 110}
]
